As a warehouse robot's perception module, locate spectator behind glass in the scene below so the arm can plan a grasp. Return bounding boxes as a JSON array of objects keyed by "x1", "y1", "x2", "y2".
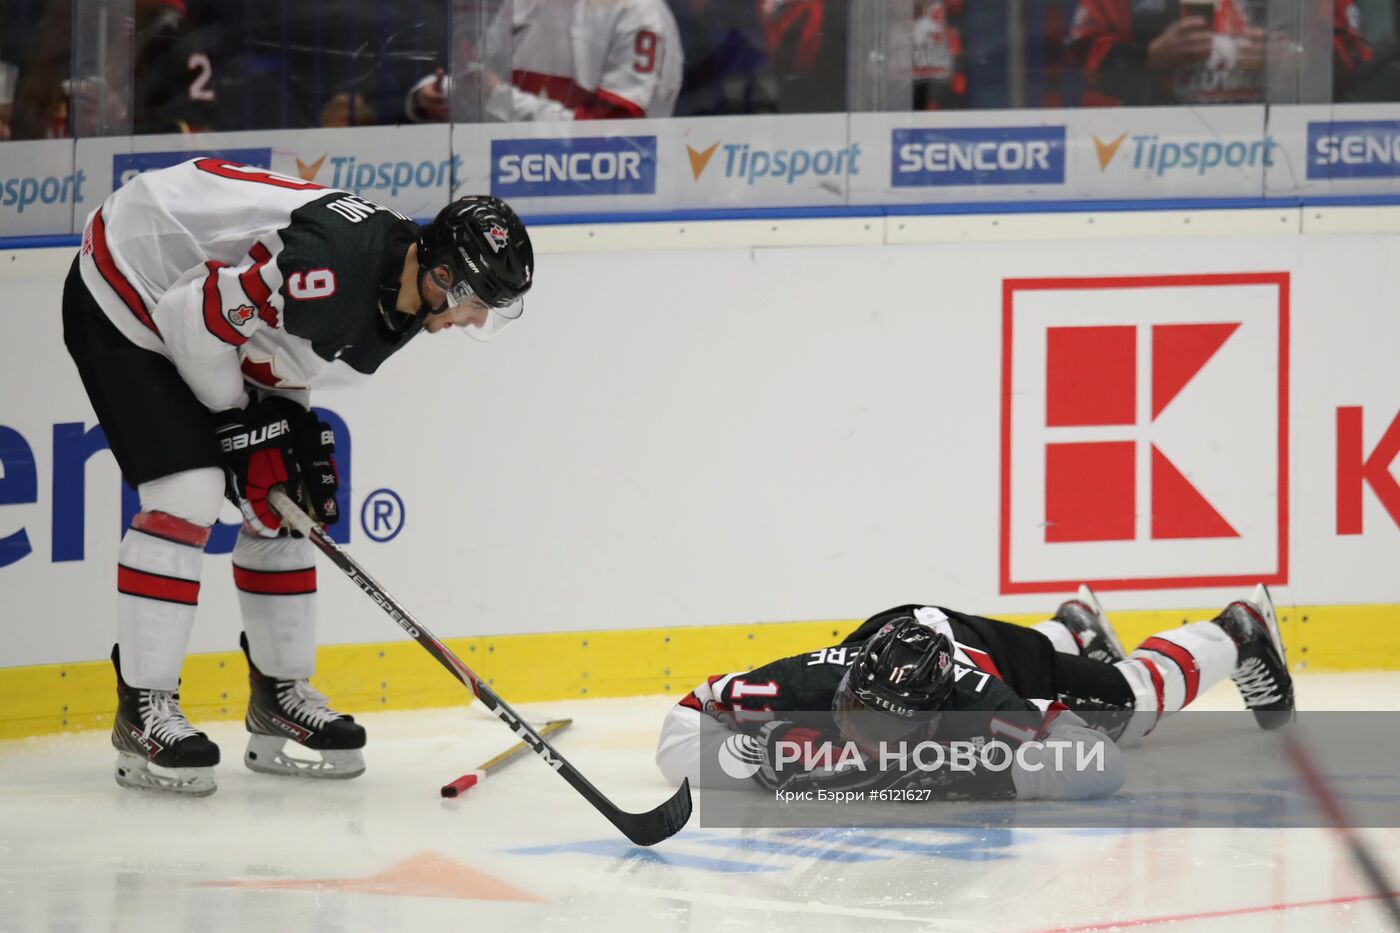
[
  {"x1": 1071, "y1": 0, "x2": 1369, "y2": 105},
  {"x1": 760, "y1": 0, "x2": 847, "y2": 113},
  {"x1": 670, "y1": 0, "x2": 778, "y2": 115},
  {"x1": 912, "y1": 0, "x2": 967, "y2": 110},
  {"x1": 213, "y1": 0, "x2": 444, "y2": 130},
  {"x1": 8, "y1": 0, "x2": 216, "y2": 138},
  {"x1": 407, "y1": 0, "x2": 683, "y2": 122}
]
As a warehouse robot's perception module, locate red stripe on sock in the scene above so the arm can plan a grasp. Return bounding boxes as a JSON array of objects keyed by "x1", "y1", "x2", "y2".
[
  {"x1": 1140, "y1": 636, "x2": 1201, "y2": 706},
  {"x1": 233, "y1": 564, "x2": 317, "y2": 595},
  {"x1": 1140, "y1": 657, "x2": 1166, "y2": 729},
  {"x1": 131, "y1": 511, "x2": 212, "y2": 547},
  {"x1": 118, "y1": 565, "x2": 200, "y2": 605}
]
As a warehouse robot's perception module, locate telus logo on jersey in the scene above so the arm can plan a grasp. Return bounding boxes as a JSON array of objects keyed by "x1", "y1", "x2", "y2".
[
  {"x1": 491, "y1": 136, "x2": 658, "y2": 198},
  {"x1": 1307, "y1": 120, "x2": 1400, "y2": 179},
  {"x1": 892, "y1": 126, "x2": 1065, "y2": 187},
  {"x1": 0, "y1": 410, "x2": 352, "y2": 569},
  {"x1": 999, "y1": 274, "x2": 1289, "y2": 593},
  {"x1": 112, "y1": 148, "x2": 271, "y2": 190}
]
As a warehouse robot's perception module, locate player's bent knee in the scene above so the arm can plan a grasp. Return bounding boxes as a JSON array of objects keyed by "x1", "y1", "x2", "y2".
[{"x1": 137, "y1": 467, "x2": 225, "y2": 528}]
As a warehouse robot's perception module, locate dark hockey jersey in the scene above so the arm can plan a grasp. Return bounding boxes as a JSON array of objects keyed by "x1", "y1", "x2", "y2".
[
  {"x1": 78, "y1": 158, "x2": 423, "y2": 413},
  {"x1": 842, "y1": 604, "x2": 1061, "y2": 702},
  {"x1": 655, "y1": 604, "x2": 1128, "y2": 800},
  {"x1": 676, "y1": 637, "x2": 1037, "y2": 731}
]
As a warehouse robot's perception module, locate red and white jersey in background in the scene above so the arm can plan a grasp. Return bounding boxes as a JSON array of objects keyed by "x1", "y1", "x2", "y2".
[
  {"x1": 78, "y1": 159, "x2": 421, "y2": 414},
  {"x1": 484, "y1": 0, "x2": 683, "y2": 120}
]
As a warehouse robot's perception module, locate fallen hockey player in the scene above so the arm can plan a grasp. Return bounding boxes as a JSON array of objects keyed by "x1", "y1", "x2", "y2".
[{"x1": 655, "y1": 585, "x2": 1294, "y2": 800}]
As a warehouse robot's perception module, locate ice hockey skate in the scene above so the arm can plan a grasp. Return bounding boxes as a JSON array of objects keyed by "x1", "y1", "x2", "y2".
[
  {"x1": 240, "y1": 633, "x2": 366, "y2": 779},
  {"x1": 1213, "y1": 583, "x2": 1296, "y2": 729},
  {"x1": 1054, "y1": 584, "x2": 1126, "y2": 664},
  {"x1": 110, "y1": 645, "x2": 220, "y2": 797}
]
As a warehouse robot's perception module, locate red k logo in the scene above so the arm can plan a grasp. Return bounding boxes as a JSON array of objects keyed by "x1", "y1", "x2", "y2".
[{"x1": 1000, "y1": 273, "x2": 1289, "y2": 593}]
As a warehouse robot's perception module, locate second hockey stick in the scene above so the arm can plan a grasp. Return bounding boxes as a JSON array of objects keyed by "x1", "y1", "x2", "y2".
[
  {"x1": 442, "y1": 718, "x2": 574, "y2": 797},
  {"x1": 269, "y1": 489, "x2": 692, "y2": 847}
]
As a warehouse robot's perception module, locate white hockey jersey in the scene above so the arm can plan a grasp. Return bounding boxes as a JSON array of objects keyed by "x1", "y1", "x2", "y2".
[
  {"x1": 78, "y1": 159, "x2": 423, "y2": 414},
  {"x1": 483, "y1": 0, "x2": 683, "y2": 120}
]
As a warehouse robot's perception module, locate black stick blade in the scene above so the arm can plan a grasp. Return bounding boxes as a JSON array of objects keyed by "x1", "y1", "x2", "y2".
[{"x1": 610, "y1": 779, "x2": 692, "y2": 847}]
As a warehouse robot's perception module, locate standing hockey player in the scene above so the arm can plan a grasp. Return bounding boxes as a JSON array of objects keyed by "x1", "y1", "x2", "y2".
[
  {"x1": 63, "y1": 158, "x2": 534, "y2": 795},
  {"x1": 406, "y1": 0, "x2": 683, "y2": 122},
  {"x1": 656, "y1": 584, "x2": 1293, "y2": 797}
]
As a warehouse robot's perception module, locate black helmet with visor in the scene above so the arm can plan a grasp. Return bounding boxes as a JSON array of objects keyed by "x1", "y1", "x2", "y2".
[{"x1": 417, "y1": 195, "x2": 533, "y2": 340}]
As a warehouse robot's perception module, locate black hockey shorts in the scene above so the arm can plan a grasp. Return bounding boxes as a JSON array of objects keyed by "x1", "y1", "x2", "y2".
[{"x1": 61, "y1": 257, "x2": 225, "y2": 488}]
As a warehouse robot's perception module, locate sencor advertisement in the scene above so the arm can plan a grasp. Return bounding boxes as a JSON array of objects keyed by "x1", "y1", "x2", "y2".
[
  {"x1": 1306, "y1": 119, "x2": 1400, "y2": 180},
  {"x1": 490, "y1": 135, "x2": 658, "y2": 199},
  {"x1": 3, "y1": 224, "x2": 1398, "y2": 670},
  {"x1": 891, "y1": 126, "x2": 1066, "y2": 187}
]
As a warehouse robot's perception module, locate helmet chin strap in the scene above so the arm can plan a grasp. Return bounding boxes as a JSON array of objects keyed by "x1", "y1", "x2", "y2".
[
  {"x1": 415, "y1": 265, "x2": 445, "y2": 319},
  {"x1": 376, "y1": 268, "x2": 437, "y2": 338}
]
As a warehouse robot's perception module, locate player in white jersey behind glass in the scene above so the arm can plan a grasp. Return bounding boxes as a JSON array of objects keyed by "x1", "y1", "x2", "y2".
[
  {"x1": 63, "y1": 158, "x2": 534, "y2": 796},
  {"x1": 407, "y1": 0, "x2": 683, "y2": 121}
]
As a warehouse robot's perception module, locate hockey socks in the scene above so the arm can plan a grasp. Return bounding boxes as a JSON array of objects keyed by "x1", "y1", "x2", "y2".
[
  {"x1": 232, "y1": 529, "x2": 319, "y2": 679},
  {"x1": 1114, "y1": 622, "x2": 1238, "y2": 743},
  {"x1": 116, "y1": 510, "x2": 210, "y2": 690}
]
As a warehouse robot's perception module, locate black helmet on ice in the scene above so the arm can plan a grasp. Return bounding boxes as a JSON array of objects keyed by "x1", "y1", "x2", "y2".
[{"x1": 832, "y1": 615, "x2": 956, "y2": 747}]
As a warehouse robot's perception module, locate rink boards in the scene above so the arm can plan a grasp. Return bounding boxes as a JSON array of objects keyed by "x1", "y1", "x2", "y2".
[{"x1": 1, "y1": 206, "x2": 1398, "y2": 737}]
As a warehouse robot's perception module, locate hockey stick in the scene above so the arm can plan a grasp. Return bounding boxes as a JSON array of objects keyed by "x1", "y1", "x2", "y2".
[
  {"x1": 268, "y1": 489, "x2": 692, "y2": 846},
  {"x1": 442, "y1": 718, "x2": 574, "y2": 797}
]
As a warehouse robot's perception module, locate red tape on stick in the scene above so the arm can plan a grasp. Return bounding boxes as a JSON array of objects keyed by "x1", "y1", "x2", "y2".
[{"x1": 440, "y1": 773, "x2": 479, "y2": 798}]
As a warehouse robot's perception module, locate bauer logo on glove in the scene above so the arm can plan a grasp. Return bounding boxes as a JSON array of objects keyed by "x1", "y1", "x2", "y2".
[{"x1": 214, "y1": 397, "x2": 341, "y2": 535}]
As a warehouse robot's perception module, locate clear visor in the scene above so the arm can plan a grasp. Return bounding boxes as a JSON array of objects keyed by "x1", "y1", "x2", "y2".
[{"x1": 428, "y1": 267, "x2": 525, "y2": 342}]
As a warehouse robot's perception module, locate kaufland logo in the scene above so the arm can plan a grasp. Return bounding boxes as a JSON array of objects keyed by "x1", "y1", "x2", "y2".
[
  {"x1": 1307, "y1": 120, "x2": 1400, "y2": 179},
  {"x1": 892, "y1": 126, "x2": 1065, "y2": 187},
  {"x1": 685, "y1": 140, "x2": 862, "y2": 185},
  {"x1": 491, "y1": 136, "x2": 657, "y2": 198},
  {"x1": 1000, "y1": 274, "x2": 1289, "y2": 593}
]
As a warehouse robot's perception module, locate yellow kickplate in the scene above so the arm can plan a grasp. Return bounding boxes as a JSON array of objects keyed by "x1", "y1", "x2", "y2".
[{"x1": 1, "y1": 604, "x2": 1395, "y2": 740}]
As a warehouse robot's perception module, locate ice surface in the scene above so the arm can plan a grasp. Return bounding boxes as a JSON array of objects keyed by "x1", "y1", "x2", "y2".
[{"x1": 3, "y1": 673, "x2": 1399, "y2": 932}]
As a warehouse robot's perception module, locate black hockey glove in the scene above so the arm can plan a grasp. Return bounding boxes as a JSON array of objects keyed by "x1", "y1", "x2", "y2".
[
  {"x1": 214, "y1": 397, "x2": 306, "y2": 537},
  {"x1": 291, "y1": 413, "x2": 340, "y2": 527}
]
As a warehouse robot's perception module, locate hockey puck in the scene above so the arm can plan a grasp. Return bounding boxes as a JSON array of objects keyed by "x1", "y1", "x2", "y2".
[{"x1": 440, "y1": 773, "x2": 480, "y2": 798}]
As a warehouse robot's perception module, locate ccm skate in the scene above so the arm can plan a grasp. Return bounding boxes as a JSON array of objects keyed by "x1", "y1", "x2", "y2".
[
  {"x1": 241, "y1": 633, "x2": 366, "y2": 778},
  {"x1": 111, "y1": 645, "x2": 219, "y2": 796}
]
